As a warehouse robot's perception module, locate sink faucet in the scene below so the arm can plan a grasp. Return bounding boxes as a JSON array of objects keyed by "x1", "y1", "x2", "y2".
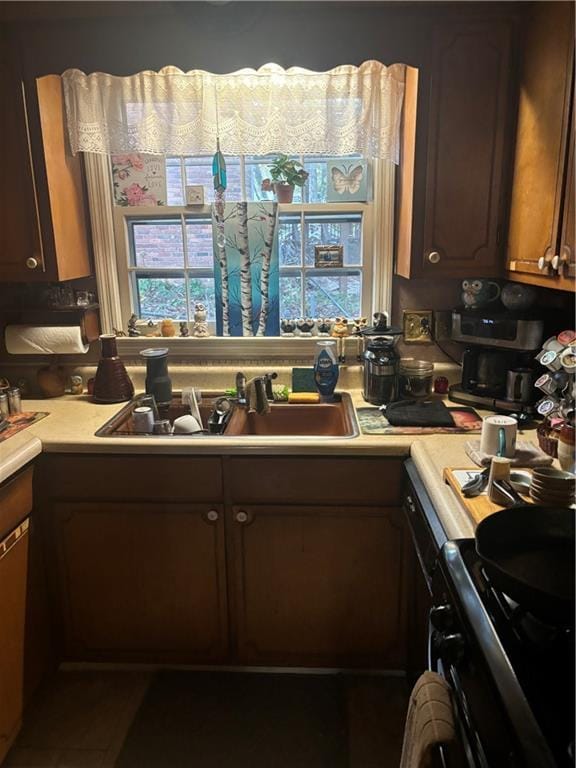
[{"x1": 236, "y1": 371, "x2": 278, "y2": 414}]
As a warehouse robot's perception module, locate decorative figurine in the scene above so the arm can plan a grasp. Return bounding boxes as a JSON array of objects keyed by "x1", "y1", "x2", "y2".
[
  {"x1": 69, "y1": 374, "x2": 83, "y2": 395},
  {"x1": 331, "y1": 317, "x2": 349, "y2": 363},
  {"x1": 179, "y1": 321, "x2": 190, "y2": 337},
  {"x1": 161, "y1": 319, "x2": 177, "y2": 337},
  {"x1": 113, "y1": 327, "x2": 127, "y2": 337},
  {"x1": 461, "y1": 279, "x2": 501, "y2": 309},
  {"x1": 127, "y1": 314, "x2": 140, "y2": 337},
  {"x1": 280, "y1": 318, "x2": 297, "y2": 336},
  {"x1": 353, "y1": 317, "x2": 368, "y2": 361},
  {"x1": 297, "y1": 318, "x2": 315, "y2": 336},
  {"x1": 192, "y1": 303, "x2": 210, "y2": 337},
  {"x1": 317, "y1": 318, "x2": 332, "y2": 336}
]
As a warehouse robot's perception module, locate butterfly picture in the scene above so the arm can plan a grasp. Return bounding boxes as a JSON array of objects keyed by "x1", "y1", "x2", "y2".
[{"x1": 326, "y1": 160, "x2": 368, "y2": 202}]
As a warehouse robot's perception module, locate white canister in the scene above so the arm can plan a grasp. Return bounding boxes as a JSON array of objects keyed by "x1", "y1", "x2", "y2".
[{"x1": 480, "y1": 414, "x2": 518, "y2": 458}]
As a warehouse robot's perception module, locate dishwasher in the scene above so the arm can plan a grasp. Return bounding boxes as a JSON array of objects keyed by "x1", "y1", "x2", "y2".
[{"x1": 0, "y1": 517, "x2": 29, "y2": 762}]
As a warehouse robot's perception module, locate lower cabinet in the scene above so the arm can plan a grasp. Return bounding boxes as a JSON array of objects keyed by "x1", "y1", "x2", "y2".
[
  {"x1": 48, "y1": 501, "x2": 228, "y2": 663},
  {"x1": 39, "y1": 454, "x2": 408, "y2": 668},
  {"x1": 228, "y1": 504, "x2": 409, "y2": 668}
]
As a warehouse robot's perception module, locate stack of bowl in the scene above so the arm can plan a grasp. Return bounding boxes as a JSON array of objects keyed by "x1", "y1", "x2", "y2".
[{"x1": 529, "y1": 468, "x2": 576, "y2": 507}]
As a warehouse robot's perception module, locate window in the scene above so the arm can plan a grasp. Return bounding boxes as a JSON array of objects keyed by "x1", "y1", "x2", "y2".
[{"x1": 113, "y1": 154, "x2": 393, "y2": 335}]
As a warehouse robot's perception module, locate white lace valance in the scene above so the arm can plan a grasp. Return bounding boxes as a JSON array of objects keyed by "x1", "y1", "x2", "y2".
[{"x1": 62, "y1": 61, "x2": 405, "y2": 162}]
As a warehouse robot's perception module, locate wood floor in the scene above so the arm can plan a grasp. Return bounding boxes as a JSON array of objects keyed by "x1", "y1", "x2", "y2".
[{"x1": 5, "y1": 670, "x2": 409, "y2": 768}]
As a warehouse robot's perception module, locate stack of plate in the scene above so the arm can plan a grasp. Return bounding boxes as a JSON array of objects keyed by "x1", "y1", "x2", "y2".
[{"x1": 529, "y1": 467, "x2": 576, "y2": 507}]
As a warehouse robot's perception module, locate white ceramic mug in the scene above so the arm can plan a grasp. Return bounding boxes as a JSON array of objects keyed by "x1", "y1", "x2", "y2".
[{"x1": 480, "y1": 414, "x2": 517, "y2": 458}]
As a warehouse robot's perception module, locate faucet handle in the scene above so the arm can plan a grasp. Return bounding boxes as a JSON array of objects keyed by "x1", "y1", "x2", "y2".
[
  {"x1": 263, "y1": 372, "x2": 278, "y2": 400},
  {"x1": 236, "y1": 372, "x2": 247, "y2": 404}
]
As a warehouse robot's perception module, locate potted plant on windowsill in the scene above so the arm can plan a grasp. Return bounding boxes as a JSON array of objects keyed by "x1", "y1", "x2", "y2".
[{"x1": 261, "y1": 155, "x2": 309, "y2": 203}]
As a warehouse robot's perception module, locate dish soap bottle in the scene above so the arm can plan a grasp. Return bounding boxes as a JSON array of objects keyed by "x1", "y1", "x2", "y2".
[{"x1": 314, "y1": 340, "x2": 339, "y2": 400}]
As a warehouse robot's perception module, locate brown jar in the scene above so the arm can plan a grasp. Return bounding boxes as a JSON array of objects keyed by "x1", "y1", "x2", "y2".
[{"x1": 92, "y1": 334, "x2": 134, "y2": 404}]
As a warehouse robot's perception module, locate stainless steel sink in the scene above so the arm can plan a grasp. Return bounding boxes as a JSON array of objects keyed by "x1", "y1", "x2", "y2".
[
  {"x1": 96, "y1": 392, "x2": 359, "y2": 439},
  {"x1": 95, "y1": 395, "x2": 221, "y2": 437},
  {"x1": 224, "y1": 393, "x2": 359, "y2": 438}
]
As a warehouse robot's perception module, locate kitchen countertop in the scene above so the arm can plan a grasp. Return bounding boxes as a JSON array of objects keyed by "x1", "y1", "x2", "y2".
[{"x1": 0, "y1": 390, "x2": 548, "y2": 539}]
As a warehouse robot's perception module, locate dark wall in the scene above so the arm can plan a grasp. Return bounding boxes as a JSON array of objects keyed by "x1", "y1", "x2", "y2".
[{"x1": 5, "y1": 1, "x2": 521, "y2": 79}]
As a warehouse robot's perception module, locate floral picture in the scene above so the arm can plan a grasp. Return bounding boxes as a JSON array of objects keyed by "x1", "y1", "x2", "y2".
[{"x1": 111, "y1": 154, "x2": 166, "y2": 206}]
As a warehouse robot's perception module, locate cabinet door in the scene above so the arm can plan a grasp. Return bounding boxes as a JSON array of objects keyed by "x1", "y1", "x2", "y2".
[
  {"x1": 506, "y1": 2, "x2": 574, "y2": 287},
  {"x1": 397, "y1": 20, "x2": 512, "y2": 278},
  {"x1": 48, "y1": 501, "x2": 228, "y2": 663},
  {"x1": 0, "y1": 520, "x2": 29, "y2": 764},
  {"x1": 421, "y1": 22, "x2": 511, "y2": 277},
  {"x1": 229, "y1": 504, "x2": 409, "y2": 668},
  {"x1": 0, "y1": 28, "x2": 43, "y2": 281},
  {"x1": 0, "y1": 39, "x2": 91, "y2": 282},
  {"x1": 557, "y1": 105, "x2": 575, "y2": 290}
]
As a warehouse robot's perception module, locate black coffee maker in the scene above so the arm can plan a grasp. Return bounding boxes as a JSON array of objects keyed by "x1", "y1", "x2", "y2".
[
  {"x1": 449, "y1": 308, "x2": 543, "y2": 412},
  {"x1": 360, "y1": 313, "x2": 403, "y2": 405}
]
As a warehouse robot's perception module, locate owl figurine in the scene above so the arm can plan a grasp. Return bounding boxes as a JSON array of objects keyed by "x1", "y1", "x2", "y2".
[
  {"x1": 280, "y1": 318, "x2": 297, "y2": 336},
  {"x1": 461, "y1": 279, "x2": 501, "y2": 310}
]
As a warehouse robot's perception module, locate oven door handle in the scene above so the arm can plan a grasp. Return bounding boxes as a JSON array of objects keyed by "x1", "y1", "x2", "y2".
[{"x1": 428, "y1": 620, "x2": 490, "y2": 768}]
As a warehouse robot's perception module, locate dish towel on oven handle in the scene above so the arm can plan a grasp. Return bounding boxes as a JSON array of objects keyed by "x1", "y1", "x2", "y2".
[{"x1": 399, "y1": 671, "x2": 455, "y2": 768}]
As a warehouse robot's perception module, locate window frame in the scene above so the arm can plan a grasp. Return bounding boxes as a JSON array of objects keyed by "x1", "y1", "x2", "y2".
[{"x1": 89, "y1": 155, "x2": 394, "y2": 358}]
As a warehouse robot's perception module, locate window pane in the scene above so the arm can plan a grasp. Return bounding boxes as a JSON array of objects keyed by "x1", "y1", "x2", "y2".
[
  {"x1": 279, "y1": 274, "x2": 302, "y2": 319},
  {"x1": 278, "y1": 215, "x2": 302, "y2": 266},
  {"x1": 166, "y1": 157, "x2": 183, "y2": 205},
  {"x1": 303, "y1": 157, "x2": 329, "y2": 203},
  {"x1": 131, "y1": 220, "x2": 184, "y2": 268},
  {"x1": 305, "y1": 271, "x2": 361, "y2": 318},
  {"x1": 304, "y1": 213, "x2": 362, "y2": 266},
  {"x1": 135, "y1": 275, "x2": 187, "y2": 319},
  {"x1": 185, "y1": 156, "x2": 242, "y2": 203},
  {"x1": 188, "y1": 278, "x2": 216, "y2": 323},
  {"x1": 245, "y1": 155, "x2": 303, "y2": 202},
  {"x1": 185, "y1": 218, "x2": 214, "y2": 268}
]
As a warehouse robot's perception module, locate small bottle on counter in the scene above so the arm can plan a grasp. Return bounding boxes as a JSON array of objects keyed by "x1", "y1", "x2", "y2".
[
  {"x1": 557, "y1": 424, "x2": 575, "y2": 472},
  {"x1": 314, "y1": 340, "x2": 339, "y2": 400},
  {"x1": 0, "y1": 392, "x2": 9, "y2": 417},
  {"x1": 7, "y1": 387, "x2": 22, "y2": 414}
]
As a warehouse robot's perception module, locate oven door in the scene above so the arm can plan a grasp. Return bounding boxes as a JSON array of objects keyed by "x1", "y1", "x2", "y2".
[{"x1": 428, "y1": 623, "x2": 489, "y2": 768}]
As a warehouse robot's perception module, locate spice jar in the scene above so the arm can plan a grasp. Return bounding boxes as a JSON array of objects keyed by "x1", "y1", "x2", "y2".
[{"x1": 398, "y1": 359, "x2": 434, "y2": 399}]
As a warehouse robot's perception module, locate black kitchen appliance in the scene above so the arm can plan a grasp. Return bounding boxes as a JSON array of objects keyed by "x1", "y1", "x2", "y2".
[
  {"x1": 403, "y1": 461, "x2": 575, "y2": 768},
  {"x1": 359, "y1": 312, "x2": 403, "y2": 405},
  {"x1": 449, "y1": 308, "x2": 544, "y2": 413}
]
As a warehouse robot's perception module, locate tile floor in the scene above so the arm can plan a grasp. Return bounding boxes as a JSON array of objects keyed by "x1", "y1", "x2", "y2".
[{"x1": 6, "y1": 670, "x2": 409, "y2": 768}]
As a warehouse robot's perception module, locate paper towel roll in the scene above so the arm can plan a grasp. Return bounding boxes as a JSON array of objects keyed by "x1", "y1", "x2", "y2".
[{"x1": 5, "y1": 325, "x2": 89, "y2": 355}]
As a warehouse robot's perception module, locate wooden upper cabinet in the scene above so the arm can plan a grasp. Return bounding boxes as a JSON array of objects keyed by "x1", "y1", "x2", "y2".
[
  {"x1": 506, "y1": 2, "x2": 575, "y2": 291},
  {"x1": 397, "y1": 20, "x2": 513, "y2": 278},
  {"x1": 0, "y1": 30, "x2": 91, "y2": 282}
]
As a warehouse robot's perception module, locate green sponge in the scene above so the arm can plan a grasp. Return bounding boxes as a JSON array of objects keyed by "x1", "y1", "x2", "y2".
[{"x1": 292, "y1": 367, "x2": 316, "y2": 393}]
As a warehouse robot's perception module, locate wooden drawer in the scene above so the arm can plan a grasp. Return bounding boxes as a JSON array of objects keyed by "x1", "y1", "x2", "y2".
[
  {"x1": 0, "y1": 466, "x2": 33, "y2": 540},
  {"x1": 227, "y1": 457, "x2": 402, "y2": 506},
  {"x1": 37, "y1": 455, "x2": 223, "y2": 502}
]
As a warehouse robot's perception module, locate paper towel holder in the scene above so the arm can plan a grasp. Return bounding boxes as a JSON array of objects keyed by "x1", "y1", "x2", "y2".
[{"x1": 3, "y1": 306, "x2": 100, "y2": 345}]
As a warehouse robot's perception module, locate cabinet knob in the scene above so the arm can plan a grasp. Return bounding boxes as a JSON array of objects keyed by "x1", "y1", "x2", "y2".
[
  {"x1": 427, "y1": 251, "x2": 441, "y2": 264},
  {"x1": 538, "y1": 248, "x2": 554, "y2": 272},
  {"x1": 26, "y1": 256, "x2": 39, "y2": 270},
  {"x1": 236, "y1": 510, "x2": 248, "y2": 524},
  {"x1": 552, "y1": 249, "x2": 571, "y2": 273},
  {"x1": 206, "y1": 509, "x2": 219, "y2": 522}
]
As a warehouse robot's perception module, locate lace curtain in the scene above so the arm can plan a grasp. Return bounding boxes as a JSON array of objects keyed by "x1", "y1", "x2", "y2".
[{"x1": 62, "y1": 61, "x2": 405, "y2": 162}]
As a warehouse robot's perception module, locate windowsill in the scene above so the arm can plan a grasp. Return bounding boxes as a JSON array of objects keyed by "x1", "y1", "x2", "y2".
[{"x1": 115, "y1": 334, "x2": 359, "y2": 361}]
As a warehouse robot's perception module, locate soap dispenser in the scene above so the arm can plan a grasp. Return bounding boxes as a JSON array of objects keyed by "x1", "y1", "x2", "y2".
[{"x1": 314, "y1": 340, "x2": 339, "y2": 400}]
